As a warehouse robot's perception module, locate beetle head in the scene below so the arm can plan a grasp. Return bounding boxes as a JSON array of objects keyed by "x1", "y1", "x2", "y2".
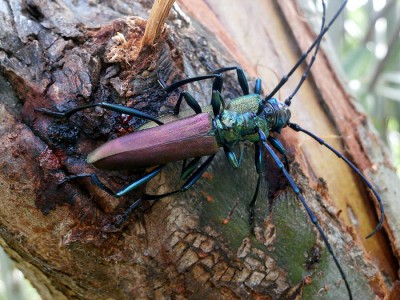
[{"x1": 262, "y1": 98, "x2": 291, "y2": 133}]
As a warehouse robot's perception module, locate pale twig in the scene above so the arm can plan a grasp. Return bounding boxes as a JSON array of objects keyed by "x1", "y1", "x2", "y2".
[{"x1": 140, "y1": 0, "x2": 176, "y2": 50}]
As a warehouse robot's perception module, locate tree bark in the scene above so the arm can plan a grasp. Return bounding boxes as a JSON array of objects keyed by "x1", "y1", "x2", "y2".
[{"x1": 0, "y1": 0, "x2": 398, "y2": 299}]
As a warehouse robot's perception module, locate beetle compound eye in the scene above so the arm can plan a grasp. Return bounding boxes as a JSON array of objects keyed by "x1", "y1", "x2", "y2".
[{"x1": 262, "y1": 104, "x2": 276, "y2": 130}]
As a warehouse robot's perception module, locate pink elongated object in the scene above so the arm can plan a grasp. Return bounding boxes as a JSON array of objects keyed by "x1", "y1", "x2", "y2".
[{"x1": 87, "y1": 113, "x2": 219, "y2": 170}]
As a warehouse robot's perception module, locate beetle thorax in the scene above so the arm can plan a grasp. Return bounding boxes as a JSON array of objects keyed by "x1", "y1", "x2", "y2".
[{"x1": 214, "y1": 109, "x2": 269, "y2": 146}]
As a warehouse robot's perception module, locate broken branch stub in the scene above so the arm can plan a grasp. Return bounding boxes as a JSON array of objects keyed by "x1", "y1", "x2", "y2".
[{"x1": 140, "y1": 0, "x2": 176, "y2": 50}]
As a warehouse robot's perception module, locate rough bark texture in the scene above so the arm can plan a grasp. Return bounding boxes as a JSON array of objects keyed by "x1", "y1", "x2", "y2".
[{"x1": 0, "y1": 0, "x2": 399, "y2": 299}]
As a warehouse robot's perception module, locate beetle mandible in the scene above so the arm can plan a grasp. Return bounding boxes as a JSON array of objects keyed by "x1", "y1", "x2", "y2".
[{"x1": 36, "y1": 1, "x2": 384, "y2": 299}]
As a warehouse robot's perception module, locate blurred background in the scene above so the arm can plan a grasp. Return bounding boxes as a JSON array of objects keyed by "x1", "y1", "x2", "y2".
[
  {"x1": 0, "y1": 248, "x2": 40, "y2": 300},
  {"x1": 0, "y1": 0, "x2": 398, "y2": 299},
  {"x1": 324, "y1": 0, "x2": 400, "y2": 177}
]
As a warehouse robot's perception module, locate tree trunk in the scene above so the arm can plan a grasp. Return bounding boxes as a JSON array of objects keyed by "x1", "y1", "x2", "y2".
[{"x1": 0, "y1": 0, "x2": 398, "y2": 299}]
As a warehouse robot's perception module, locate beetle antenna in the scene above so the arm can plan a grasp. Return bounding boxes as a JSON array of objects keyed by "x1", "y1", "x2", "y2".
[
  {"x1": 288, "y1": 123, "x2": 384, "y2": 238},
  {"x1": 264, "y1": 0, "x2": 347, "y2": 104},
  {"x1": 284, "y1": 0, "x2": 326, "y2": 106}
]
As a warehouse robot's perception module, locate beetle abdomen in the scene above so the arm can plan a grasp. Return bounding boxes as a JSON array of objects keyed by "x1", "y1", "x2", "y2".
[{"x1": 87, "y1": 113, "x2": 219, "y2": 170}]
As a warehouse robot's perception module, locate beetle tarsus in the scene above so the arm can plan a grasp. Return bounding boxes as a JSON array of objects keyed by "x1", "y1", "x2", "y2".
[
  {"x1": 35, "y1": 108, "x2": 69, "y2": 118},
  {"x1": 36, "y1": 102, "x2": 164, "y2": 125},
  {"x1": 114, "y1": 198, "x2": 144, "y2": 227}
]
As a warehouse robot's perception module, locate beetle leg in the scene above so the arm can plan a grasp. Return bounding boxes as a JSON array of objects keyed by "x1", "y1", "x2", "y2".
[
  {"x1": 113, "y1": 156, "x2": 215, "y2": 228},
  {"x1": 223, "y1": 144, "x2": 243, "y2": 168},
  {"x1": 254, "y1": 78, "x2": 263, "y2": 95},
  {"x1": 258, "y1": 128, "x2": 353, "y2": 300},
  {"x1": 211, "y1": 90, "x2": 225, "y2": 116},
  {"x1": 112, "y1": 198, "x2": 143, "y2": 229},
  {"x1": 163, "y1": 66, "x2": 249, "y2": 96},
  {"x1": 36, "y1": 102, "x2": 163, "y2": 125},
  {"x1": 59, "y1": 173, "x2": 115, "y2": 195},
  {"x1": 142, "y1": 154, "x2": 216, "y2": 201},
  {"x1": 181, "y1": 157, "x2": 202, "y2": 180},
  {"x1": 213, "y1": 66, "x2": 249, "y2": 95},
  {"x1": 163, "y1": 66, "x2": 249, "y2": 95},
  {"x1": 59, "y1": 166, "x2": 165, "y2": 198},
  {"x1": 252, "y1": 78, "x2": 264, "y2": 114},
  {"x1": 267, "y1": 136, "x2": 290, "y2": 172},
  {"x1": 249, "y1": 142, "x2": 263, "y2": 227},
  {"x1": 253, "y1": 136, "x2": 290, "y2": 226},
  {"x1": 114, "y1": 166, "x2": 165, "y2": 197},
  {"x1": 162, "y1": 66, "x2": 248, "y2": 115},
  {"x1": 161, "y1": 73, "x2": 223, "y2": 114},
  {"x1": 288, "y1": 122, "x2": 384, "y2": 238},
  {"x1": 163, "y1": 74, "x2": 223, "y2": 94},
  {"x1": 174, "y1": 90, "x2": 202, "y2": 115}
]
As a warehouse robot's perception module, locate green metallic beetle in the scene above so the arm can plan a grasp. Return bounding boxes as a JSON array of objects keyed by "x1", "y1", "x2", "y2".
[
  {"x1": 36, "y1": 1, "x2": 384, "y2": 299},
  {"x1": 84, "y1": 90, "x2": 290, "y2": 171}
]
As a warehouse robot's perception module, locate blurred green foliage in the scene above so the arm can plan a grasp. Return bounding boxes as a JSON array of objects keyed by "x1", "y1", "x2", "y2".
[
  {"x1": 325, "y1": 0, "x2": 400, "y2": 176},
  {"x1": 0, "y1": 248, "x2": 40, "y2": 300}
]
